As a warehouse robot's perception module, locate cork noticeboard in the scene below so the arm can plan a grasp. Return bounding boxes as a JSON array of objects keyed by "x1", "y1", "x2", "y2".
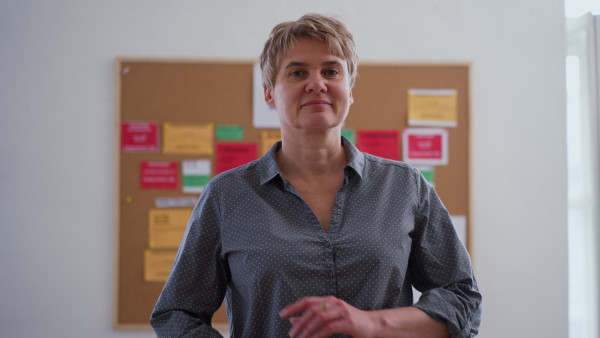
[{"x1": 114, "y1": 59, "x2": 471, "y2": 329}]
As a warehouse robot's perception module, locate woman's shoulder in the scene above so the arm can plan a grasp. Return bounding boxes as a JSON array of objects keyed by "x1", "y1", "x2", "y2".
[
  {"x1": 361, "y1": 152, "x2": 419, "y2": 176},
  {"x1": 205, "y1": 158, "x2": 263, "y2": 190}
]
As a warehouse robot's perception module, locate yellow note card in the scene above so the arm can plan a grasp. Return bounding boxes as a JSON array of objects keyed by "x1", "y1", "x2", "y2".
[
  {"x1": 163, "y1": 123, "x2": 214, "y2": 155},
  {"x1": 261, "y1": 130, "x2": 282, "y2": 155},
  {"x1": 148, "y1": 208, "x2": 192, "y2": 249},
  {"x1": 144, "y1": 249, "x2": 177, "y2": 282},
  {"x1": 407, "y1": 89, "x2": 458, "y2": 127}
]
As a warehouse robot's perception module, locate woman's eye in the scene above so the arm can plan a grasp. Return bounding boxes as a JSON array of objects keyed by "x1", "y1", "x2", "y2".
[
  {"x1": 324, "y1": 69, "x2": 339, "y2": 76},
  {"x1": 290, "y1": 70, "x2": 304, "y2": 77}
]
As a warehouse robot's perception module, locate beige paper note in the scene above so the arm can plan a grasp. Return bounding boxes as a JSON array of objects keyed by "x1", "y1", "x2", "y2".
[
  {"x1": 144, "y1": 249, "x2": 177, "y2": 282},
  {"x1": 261, "y1": 130, "x2": 282, "y2": 155},
  {"x1": 407, "y1": 89, "x2": 458, "y2": 127},
  {"x1": 163, "y1": 123, "x2": 214, "y2": 154},
  {"x1": 148, "y1": 208, "x2": 192, "y2": 249}
]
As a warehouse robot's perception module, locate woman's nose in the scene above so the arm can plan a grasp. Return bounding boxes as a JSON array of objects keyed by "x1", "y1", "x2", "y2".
[{"x1": 305, "y1": 74, "x2": 327, "y2": 93}]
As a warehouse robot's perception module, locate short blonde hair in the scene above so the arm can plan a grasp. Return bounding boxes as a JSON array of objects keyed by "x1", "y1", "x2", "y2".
[{"x1": 259, "y1": 13, "x2": 358, "y2": 89}]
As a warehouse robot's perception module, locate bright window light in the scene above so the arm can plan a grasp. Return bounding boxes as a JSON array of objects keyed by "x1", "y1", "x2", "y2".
[{"x1": 565, "y1": 0, "x2": 600, "y2": 18}]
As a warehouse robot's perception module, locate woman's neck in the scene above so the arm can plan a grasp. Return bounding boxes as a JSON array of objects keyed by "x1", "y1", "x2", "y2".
[{"x1": 276, "y1": 129, "x2": 347, "y2": 181}]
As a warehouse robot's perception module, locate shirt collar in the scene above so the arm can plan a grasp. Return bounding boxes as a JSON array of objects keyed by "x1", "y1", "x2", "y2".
[
  {"x1": 258, "y1": 141, "x2": 282, "y2": 185},
  {"x1": 257, "y1": 135, "x2": 365, "y2": 185},
  {"x1": 342, "y1": 136, "x2": 365, "y2": 180}
]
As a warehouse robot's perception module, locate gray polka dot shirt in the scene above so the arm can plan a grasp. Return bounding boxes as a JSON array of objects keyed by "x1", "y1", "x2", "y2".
[{"x1": 150, "y1": 137, "x2": 482, "y2": 338}]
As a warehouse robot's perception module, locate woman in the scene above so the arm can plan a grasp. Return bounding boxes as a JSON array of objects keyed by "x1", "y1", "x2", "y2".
[{"x1": 151, "y1": 13, "x2": 482, "y2": 338}]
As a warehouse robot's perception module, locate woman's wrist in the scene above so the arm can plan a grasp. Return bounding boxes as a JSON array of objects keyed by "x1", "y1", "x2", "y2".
[{"x1": 367, "y1": 307, "x2": 450, "y2": 338}]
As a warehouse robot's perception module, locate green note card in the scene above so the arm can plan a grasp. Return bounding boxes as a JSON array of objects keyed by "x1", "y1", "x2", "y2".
[
  {"x1": 216, "y1": 125, "x2": 244, "y2": 140},
  {"x1": 341, "y1": 129, "x2": 356, "y2": 144},
  {"x1": 183, "y1": 175, "x2": 210, "y2": 188},
  {"x1": 417, "y1": 166, "x2": 435, "y2": 186},
  {"x1": 182, "y1": 159, "x2": 211, "y2": 193}
]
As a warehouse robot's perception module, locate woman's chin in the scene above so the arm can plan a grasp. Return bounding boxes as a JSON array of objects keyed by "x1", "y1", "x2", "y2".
[
  {"x1": 298, "y1": 125, "x2": 342, "y2": 133},
  {"x1": 297, "y1": 118, "x2": 344, "y2": 131}
]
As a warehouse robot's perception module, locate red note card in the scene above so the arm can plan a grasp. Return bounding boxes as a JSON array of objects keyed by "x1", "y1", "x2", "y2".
[
  {"x1": 216, "y1": 143, "x2": 258, "y2": 174},
  {"x1": 403, "y1": 128, "x2": 448, "y2": 165},
  {"x1": 121, "y1": 122, "x2": 159, "y2": 152},
  {"x1": 357, "y1": 130, "x2": 400, "y2": 160},
  {"x1": 141, "y1": 161, "x2": 179, "y2": 189}
]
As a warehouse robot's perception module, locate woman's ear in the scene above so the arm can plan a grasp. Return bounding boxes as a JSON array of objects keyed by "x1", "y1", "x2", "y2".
[{"x1": 264, "y1": 86, "x2": 276, "y2": 108}]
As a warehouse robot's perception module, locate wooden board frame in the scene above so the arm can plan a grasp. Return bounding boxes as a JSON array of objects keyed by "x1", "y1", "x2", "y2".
[{"x1": 113, "y1": 58, "x2": 472, "y2": 329}]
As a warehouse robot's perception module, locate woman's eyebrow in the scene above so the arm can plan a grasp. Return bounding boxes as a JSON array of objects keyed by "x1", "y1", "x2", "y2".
[
  {"x1": 283, "y1": 60, "x2": 345, "y2": 70},
  {"x1": 322, "y1": 60, "x2": 344, "y2": 67},
  {"x1": 283, "y1": 61, "x2": 307, "y2": 70}
]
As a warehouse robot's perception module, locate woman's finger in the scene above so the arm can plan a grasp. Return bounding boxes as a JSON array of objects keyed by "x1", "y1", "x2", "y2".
[
  {"x1": 280, "y1": 296, "x2": 319, "y2": 318},
  {"x1": 289, "y1": 300, "x2": 342, "y2": 337}
]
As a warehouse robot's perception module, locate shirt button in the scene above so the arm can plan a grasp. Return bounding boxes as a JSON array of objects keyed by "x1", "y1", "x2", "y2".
[
  {"x1": 328, "y1": 272, "x2": 334, "y2": 277},
  {"x1": 325, "y1": 242, "x2": 331, "y2": 248}
]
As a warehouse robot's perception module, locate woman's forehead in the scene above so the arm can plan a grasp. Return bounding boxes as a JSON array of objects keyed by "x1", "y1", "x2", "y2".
[
  {"x1": 278, "y1": 38, "x2": 346, "y2": 67},
  {"x1": 284, "y1": 38, "x2": 335, "y2": 56}
]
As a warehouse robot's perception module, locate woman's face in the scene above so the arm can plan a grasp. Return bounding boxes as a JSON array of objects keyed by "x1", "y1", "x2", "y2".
[{"x1": 264, "y1": 38, "x2": 353, "y2": 134}]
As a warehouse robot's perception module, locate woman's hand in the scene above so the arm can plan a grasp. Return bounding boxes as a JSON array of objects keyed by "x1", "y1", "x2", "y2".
[
  {"x1": 280, "y1": 296, "x2": 450, "y2": 338},
  {"x1": 279, "y1": 296, "x2": 377, "y2": 338}
]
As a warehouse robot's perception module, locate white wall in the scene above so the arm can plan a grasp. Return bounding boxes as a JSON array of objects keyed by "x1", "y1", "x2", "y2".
[{"x1": 0, "y1": 1, "x2": 567, "y2": 337}]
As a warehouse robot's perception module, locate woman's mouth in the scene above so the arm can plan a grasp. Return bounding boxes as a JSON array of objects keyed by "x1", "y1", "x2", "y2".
[{"x1": 302, "y1": 100, "x2": 331, "y2": 108}]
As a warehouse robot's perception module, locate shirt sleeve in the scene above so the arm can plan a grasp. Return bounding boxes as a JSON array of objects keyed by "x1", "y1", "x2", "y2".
[
  {"x1": 150, "y1": 182, "x2": 228, "y2": 337},
  {"x1": 408, "y1": 169, "x2": 483, "y2": 338}
]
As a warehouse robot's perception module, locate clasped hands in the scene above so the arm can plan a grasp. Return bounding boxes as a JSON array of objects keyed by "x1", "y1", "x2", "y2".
[{"x1": 279, "y1": 296, "x2": 377, "y2": 338}]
